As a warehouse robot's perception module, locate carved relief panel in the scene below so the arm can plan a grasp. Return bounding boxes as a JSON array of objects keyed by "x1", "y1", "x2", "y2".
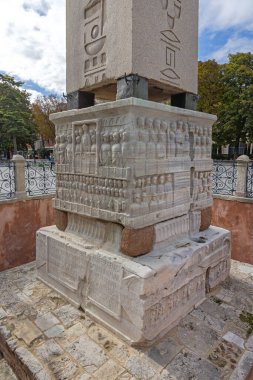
[{"x1": 53, "y1": 102, "x2": 215, "y2": 228}]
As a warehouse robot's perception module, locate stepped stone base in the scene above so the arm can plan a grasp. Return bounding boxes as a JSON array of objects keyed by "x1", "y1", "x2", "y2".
[{"x1": 36, "y1": 225, "x2": 231, "y2": 346}]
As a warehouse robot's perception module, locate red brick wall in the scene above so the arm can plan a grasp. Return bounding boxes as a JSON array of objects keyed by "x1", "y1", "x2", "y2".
[
  {"x1": 0, "y1": 197, "x2": 55, "y2": 271},
  {"x1": 212, "y1": 197, "x2": 253, "y2": 265}
]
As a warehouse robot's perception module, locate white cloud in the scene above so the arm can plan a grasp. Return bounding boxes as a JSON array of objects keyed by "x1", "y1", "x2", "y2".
[
  {"x1": 211, "y1": 36, "x2": 253, "y2": 62},
  {"x1": 0, "y1": 0, "x2": 66, "y2": 94},
  {"x1": 199, "y1": 0, "x2": 253, "y2": 33},
  {"x1": 25, "y1": 89, "x2": 44, "y2": 102}
]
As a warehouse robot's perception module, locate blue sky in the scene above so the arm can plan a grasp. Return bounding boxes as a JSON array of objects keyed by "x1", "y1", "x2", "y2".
[{"x1": 0, "y1": 0, "x2": 252, "y2": 100}]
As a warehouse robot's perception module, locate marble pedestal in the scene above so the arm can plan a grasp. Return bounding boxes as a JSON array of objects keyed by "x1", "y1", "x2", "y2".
[
  {"x1": 37, "y1": 225, "x2": 230, "y2": 346},
  {"x1": 36, "y1": 98, "x2": 231, "y2": 345}
]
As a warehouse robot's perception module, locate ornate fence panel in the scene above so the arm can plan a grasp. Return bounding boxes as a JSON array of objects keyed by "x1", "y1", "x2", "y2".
[
  {"x1": 246, "y1": 160, "x2": 253, "y2": 198},
  {"x1": 212, "y1": 160, "x2": 237, "y2": 196},
  {"x1": 25, "y1": 162, "x2": 56, "y2": 196},
  {"x1": 0, "y1": 162, "x2": 15, "y2": 200}
]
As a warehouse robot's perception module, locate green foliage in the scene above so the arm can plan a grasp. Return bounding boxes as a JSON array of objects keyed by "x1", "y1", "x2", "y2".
[
  {"x1": 0, "y1": 74, "x2": 37, "y2": 153},
  {"x1": 198, "y1": 53, "x2": 253, "y2": 152},
  {"x1": 32, "y1": 95, "x2": 67, "y2": 144}
]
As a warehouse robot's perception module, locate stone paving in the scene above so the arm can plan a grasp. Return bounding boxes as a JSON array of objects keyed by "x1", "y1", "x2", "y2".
[{"x1": 0, "y1": 261, "x2": 252, "y2": 380}]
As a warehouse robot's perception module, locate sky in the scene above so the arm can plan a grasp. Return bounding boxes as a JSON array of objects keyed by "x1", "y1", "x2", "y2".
[{"x1": 0, "y1": 0, "x2": 253, "y2": 101}]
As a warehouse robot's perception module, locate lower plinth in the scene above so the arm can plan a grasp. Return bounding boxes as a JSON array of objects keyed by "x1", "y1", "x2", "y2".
[{"x1": 36, "y1": 225, "x2": 231, "y2": 346}]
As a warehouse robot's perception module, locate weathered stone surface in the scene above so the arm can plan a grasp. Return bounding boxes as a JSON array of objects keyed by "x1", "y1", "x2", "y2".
[
  {"x1": 200, "y1": 206, "x2": 212, "y2": 231},
  {"x1": 93, "y1": 359, "x2": 125, "y2": 379},
  {"x1": 44, "y1": 325, "x2": 65, "y2": 339},
  {"x1": 246, "y1": 335, "x2": 253, "y2": 351},
  {"x1": 66, "y1": 336, "x2": 107, "y2": 371},
  {"x1": 36, "y1": 339, "x2": 63, "y2": 362},
  {"x1": 55, "y1": 209, "x2": 68, "y2": 232},
  {"x1": 223, "y1": 331, "x2": 245, "y2": 349},
  {"x1": 54, "y1": 304, "x2": 81, "y2": 328},
  {"x1": 35, "y1": 312, "x2": 60, "y2": 332},
  {"x1": 0, "y1": 262, "x2": 252, "y2": 380},
  {"x1": 208, "y1": 339, "x2": 243, "y2": 375},
  {"x1": 13, "y1": 320, "x2": 42, "y2": 346},
  {"x1": 146, "y1": 336, "x2": 182, "y2": 367},
  {"x1": 168, "y1": 351, "x2": 222, "y2": 380},
  {"x1": 121, "y1": 226, "x2": 155, "y2": 257},
  {"x1": 125, "y1": 356, "x2": 156, "y2": 379},
  {"x1": 229, "y1": 351, "x2": 253, "y2": 380},
  {"x1": 0, "y1": 358, "x2": 18, "y2": 380},
  {"x1": 177, "y1": 315, "x2": 220, "y2": 356}
]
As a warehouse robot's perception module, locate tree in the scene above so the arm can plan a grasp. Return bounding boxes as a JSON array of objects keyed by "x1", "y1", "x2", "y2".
[
  {"x1": 0, "y1": 74, "x2": 37, "y2": 155},
  {"x1": 198, "y1": 59, "x2": 224, "y2": 116},
  {"x1": 198, "y1": 53, "x2": 253, "y2": 155},
  {"x1": 217, "y1": 53, "x2": 253, "y2": 153},
  {"x1": 32, "y1": 95, "x2": 67, "y2": 145}
]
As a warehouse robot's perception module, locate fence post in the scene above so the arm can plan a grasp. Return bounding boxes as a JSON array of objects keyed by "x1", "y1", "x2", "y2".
[
  {"x1": 12, "y1": 155, "x2": 26, "y2": 199},
  {"x1": 235, "y1": 155, "x2": 250, "y2": 197}
]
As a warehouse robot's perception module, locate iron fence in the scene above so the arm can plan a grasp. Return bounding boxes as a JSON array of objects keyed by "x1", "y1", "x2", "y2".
[
  {"x1": 0, "y1": 159, "x2": 252, "y2": 200},
  {"x1": 246, "y1": 160, "x2": 253, "y2": 198},
  {"x1": 0, "y1": 161, "x2": 15, "y2": 200},
  {"x1": 212, "y1": 160, "x2": 237, "y2": 196},
  {"x1": 25, "y1": 161, "x2": 56, "y2": 196}
]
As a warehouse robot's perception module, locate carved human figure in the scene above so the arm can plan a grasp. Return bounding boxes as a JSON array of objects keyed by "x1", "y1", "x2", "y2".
[
  {"x1": 59, "y1": 135, "x2": 68, "y2": 164},
  {"x1": 111, "y1": 132, "x2": 122, "y2": 166},
  {"x1": 130, "y1": 192, "x2": 142, "y2": 217},
  {"x1": 155, "y1": 120, "x2": 166, "y2": 159},
  {"x1": 66, "y1": 135, "x2": 73, "y2": 163},
  {"x1": 146, "y1": 118, "x2": 156, "y2": 159},
  {"x1": 192, "y1": 172, "x2": 199, "y2": 201},
  {"x1": 168, "y1": 122, "x2": 176, "y2": 157},
  {"x1": 182, "y1": 122, "x2": 190, "y2": 156},
  {"x1": 175, "y1": 121, "x2": 184, "y2": 157},
  {"x1": 136, "y1": 117, "x2": 147, "y2": 159},
  {"x1": 81, "y1": 124, "x2": 91, "y2": 153},
  {"x1": 199, "y1": 128, "x2": 206, "y2": 158},
  {"x1": 54, "y1": 136, "x2": 60, "y2": 163},
  {"x1": 100, "y1": 133, "x2": 112, "y2": 166},
  {"x1": 194, "y1": 126, "x2": 201, "y2": 159},
  {"x1": 121, "y1": 130, "x2": 133, "y2": 166},
  {"x1": 206, "y1": 127, "x2": 212, "y2": 156},
  {"x1": 150, "y1": 193, "x2": 159, "y2": 213}
]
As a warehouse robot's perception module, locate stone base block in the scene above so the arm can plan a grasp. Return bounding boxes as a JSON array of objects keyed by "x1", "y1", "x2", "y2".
[{"x1": 36, "y1": 225, "x2": 231, "y2": 346}]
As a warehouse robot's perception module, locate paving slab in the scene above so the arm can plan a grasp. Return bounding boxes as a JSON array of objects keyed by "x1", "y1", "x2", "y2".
[{"x1": 0, "y1": 260, "x2": 252, "y2": 380}]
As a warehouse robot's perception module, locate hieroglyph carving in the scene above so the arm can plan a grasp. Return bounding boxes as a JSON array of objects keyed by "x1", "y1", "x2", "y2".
[
  {"x1": 160, "y1": 0, "x2": 182, "y2": 85},
  {"x1": 84, "y1": 0, "x2": 107, "y2": 87}
]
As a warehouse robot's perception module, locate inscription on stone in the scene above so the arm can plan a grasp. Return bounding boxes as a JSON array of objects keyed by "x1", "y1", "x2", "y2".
[
  {"x1": 88, "y1": 253, "x2": 122, "y2": 319},
  {"x1": 47, "y1": 237, "x2": 87, "y2": 291},
  {"x1": 144, "y1": 274, "x2": 205, "y2": 331}
]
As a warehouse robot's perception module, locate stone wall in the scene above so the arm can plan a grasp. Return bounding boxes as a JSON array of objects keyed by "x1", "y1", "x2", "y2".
[
  {"x1": 1, "y1": 192, "x2": 252, "y2": 271},
  {"x1": 0, "y1": 196, "x2": 55, "y2": 271},
  {"x1": 212, "y1": 196, "x2": 253, "y2": 265}
]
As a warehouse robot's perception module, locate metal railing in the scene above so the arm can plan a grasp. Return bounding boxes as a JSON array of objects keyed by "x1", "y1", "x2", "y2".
[
  {"x1": 212, "y1": 160, "x2": 237, "y2": 196},
  {"x1": 0, "y1": 161, "x2": 15, "y2": 200},
  {"x1": 246, "y1": 160, "x2": 253, "y2": 198},
  {"x1": 25, "y1": 161, "x2": 56, "y2": 196},
  {"x1": 1, "y1": 157, "x2": 253, "y2": 200}
]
